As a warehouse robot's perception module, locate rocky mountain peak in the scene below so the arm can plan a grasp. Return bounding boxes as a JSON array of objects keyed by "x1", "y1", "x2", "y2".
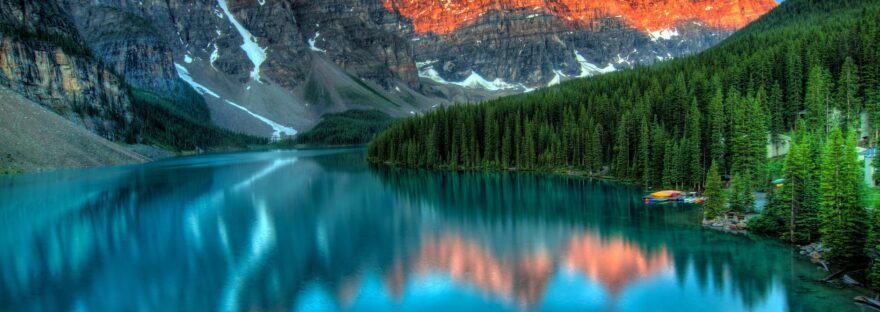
[{"x1": 384, "y1": 0, "x2": 778, "y2": 35}]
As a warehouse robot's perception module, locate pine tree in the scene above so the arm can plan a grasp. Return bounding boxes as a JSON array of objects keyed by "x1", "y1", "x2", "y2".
[
  {"x1": 836, "y1": 57, "x2": 861, "y2": 130},
  {"x1": 731, "y1": 96, "x2": 767, "y2": 182},
  {"x1": 781, "y1": 130, "x2": 820, "y2": 243},
  {"x1": 730, "y1": 173, "x2": 745, "y2": 213},
  {"x1": 614, "y1": 116, "x2": 630, "y2": 178},
  {"x1": 649, "y1": 123, "x2": 667, "y2": 186},
  {"x1": 663, "y1": 140, "x2": 681, "y2": 189},
  {"x1": 818, "y1": 128, "x2": 868, "y2": 263},
  {"x1": 869, "y1": 257, "x2": 880, "y2": 294},
  {"x1": 769, "y1": 82, "x2": 785, "y2": 146},
  {"x1": 751, "y1": 182, "x2": 786, "y2": 236},
  {"x1": 786, "y1": 46, "x2": 804, "y2": 128},
  {"x1": 639, "y1": 117, "x2": 651, "y2": 185},
  {"x1": 731, "y1": 96, "x2": 748, "y2": 176},
  {"x1": 708, "y1": 88, "x2": 726, "y2": 169},
  {"x1": 704, "y1": 162, "x2": 724, "y2": 221},
  {"x1": 484, "y1": 109, "x2": 498, "y2": 166},
  {"x1": 686, "y1": 98, "x2": 704, "y2": 189},
  {"x1": 805, "y1": 65, "x2": 833, "y2": 134},
  {"x1": 742, "y1": 170, "x2": 757, "y2": 213},
  {"x1": 426, "y1": 125, "x2": 439, "y2": 167},
  {"x1": 868, "y1": 207, "x2": 880, "y2": 292},
  {"x1": 588, "y1": 124, "x2": 601, "y2": 173},
  {"x1": 748, "y1": 96, "x2": 769, "y2": 183}
]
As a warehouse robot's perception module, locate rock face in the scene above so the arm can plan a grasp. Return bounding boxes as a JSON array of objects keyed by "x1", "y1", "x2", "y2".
[
  {"x1": 390, "y1": 0, "x2": 778, "y2": 87},
  {"x1": 57, "y1": 3, "x2": 186, "y2": 98},
  {"x1": 2, "y1": 0, "x2": 777, "y2": 139},
  {"x1": 0, "y1": 0, "x2": 133, "y2": 140}
]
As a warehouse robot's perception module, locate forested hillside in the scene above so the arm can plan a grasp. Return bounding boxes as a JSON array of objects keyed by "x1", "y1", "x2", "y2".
[
  {"x1": 283, "y1": 110, "x2": 394, "y2": 146},
  {"x1": 369, "y1": 0, "x2": 880, "y2": 189},
  {"x1": 131, "y1": 89, "x2": 267, "y2": 152}
]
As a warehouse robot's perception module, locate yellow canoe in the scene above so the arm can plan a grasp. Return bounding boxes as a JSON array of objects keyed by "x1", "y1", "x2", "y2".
[{"x1": 650, "y1": 190, "x2": 682, "y2": 198}]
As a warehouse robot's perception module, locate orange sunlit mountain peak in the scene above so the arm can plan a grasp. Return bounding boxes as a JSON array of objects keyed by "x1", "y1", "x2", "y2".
[{"x1": 384, "y1": 0, "x2": 778, "y2": 35}]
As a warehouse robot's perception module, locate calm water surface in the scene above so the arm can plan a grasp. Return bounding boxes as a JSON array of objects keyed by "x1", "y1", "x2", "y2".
[{"x1": 0, "y1": 149, "x2": 870, "y2": 311}]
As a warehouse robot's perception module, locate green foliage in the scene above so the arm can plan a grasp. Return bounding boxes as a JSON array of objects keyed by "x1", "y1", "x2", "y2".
[
  {"x1": 869, "y1": 257, "x2": 880, "y2": 292},
  {"x1": 703, "y1": 162, "x2": 725, "y2": 220},
  {"x1": 132, "y1": 84, "x2": 210, "y2": 123},
  {"x1": 818, "y1": 128, "x2": 867, "y2": 263},
  {"x1": 836, "y1": 57, "x2": 861, "y2": 129},
  {"x1": 287, "y1": 110, "x2": 394, "y2": 146},
  {"x1": 868, "y1": 208, "x2": 880, "y2": 291},
  {"x1": 804, "y1": 65, "x2": 833, "y2": 133},
  {"x1": 750, "y1": 187, "x2": 787, "y2": 236},
  {"x1": 729, "y1": 172, "x2": 756, "y2": 213},
  {"x1": 730, "y1": 95, "x2": 769, "y2": 183},
  {"x1": 778, "y1": 128, "x2": 821, "y2": 243},
  {"x1": 131, "y1": 88, "x2": 266, "y2": 152}
]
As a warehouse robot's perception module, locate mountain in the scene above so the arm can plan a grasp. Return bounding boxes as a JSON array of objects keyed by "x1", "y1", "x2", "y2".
[
  {"x1": 392, "y1": 0, "x2": 777, "y2": 90},
  {"x1": 0, "y1": 0, "x2": 776, "y2": 160},
  {"x1": 0, "y1": 0, "x2": 134, "y2": 141}
]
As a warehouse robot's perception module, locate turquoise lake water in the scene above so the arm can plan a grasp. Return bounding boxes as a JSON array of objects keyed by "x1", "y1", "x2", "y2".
[{"x1": 0, "y1": 148, "x2": 870, "y2": 311}]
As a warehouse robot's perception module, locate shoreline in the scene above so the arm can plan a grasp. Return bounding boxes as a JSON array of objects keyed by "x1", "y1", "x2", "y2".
[{"x1": 702, "y1": 213, "x2": 879, "y2": 306}]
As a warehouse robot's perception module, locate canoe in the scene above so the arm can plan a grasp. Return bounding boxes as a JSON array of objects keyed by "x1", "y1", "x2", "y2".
[{"x1": 650, "y1": 190, "x2": 682, "y2": 198}]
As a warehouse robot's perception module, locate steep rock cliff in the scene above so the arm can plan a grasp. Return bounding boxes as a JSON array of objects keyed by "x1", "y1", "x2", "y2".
[
  {"x1": 58, "y1": 3, "x2": 186, "y2": 98},
  {"x1": 0, "y1": 0, "x2": 133, "y2": 140}
]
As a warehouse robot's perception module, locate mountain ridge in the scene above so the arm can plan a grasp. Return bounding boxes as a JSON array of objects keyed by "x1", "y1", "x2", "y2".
[{"x1": 384, "y1": 0, "x2": 777, "y2": 35}]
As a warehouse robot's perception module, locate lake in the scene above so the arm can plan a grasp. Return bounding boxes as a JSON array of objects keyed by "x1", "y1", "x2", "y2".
[{"x1": 0, "y1": 148, "x2": 869, "y2": 311}]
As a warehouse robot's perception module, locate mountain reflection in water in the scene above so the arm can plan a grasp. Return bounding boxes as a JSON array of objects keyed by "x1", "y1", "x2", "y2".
[
  {"x1": 408, "y1": 233, "x2": 671, "y2": 308},
  {"x1": 0, "y1": 149, "x2": 866, "y2": 311}
]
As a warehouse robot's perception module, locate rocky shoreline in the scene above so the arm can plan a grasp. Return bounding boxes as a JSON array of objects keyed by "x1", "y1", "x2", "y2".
[
  {"x1": 702, "y1": 213, "x2": 758, "y2": 235},
  {"x1": 799, "y1": 242, "x2": 832, "y2": 270},
  {"x1": 701, "y1": 214, "x2": 832, "y2": 266},
  {"x1": 701, "y1": 213, "x2": 879, "y2": 303}
]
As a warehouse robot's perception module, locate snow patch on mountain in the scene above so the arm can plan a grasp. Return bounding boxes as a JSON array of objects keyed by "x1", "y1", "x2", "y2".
[
  {"x1": 222, "y1": 99, "x2": 296, "y2": 140},
  {"x1": 210, "y1": 44, "x2": 220, "y2": 69},
  {"x1": 175, "y1": 63, "x2": 296, "y2": 140},
  {"x1": 648, "y1": 28, "x2": 679, "y2": 41},
  {"x1": 456, "y1": 72, "x2": 520, "y2": 91},
  {"x1": 309, "y1": 32, "x2": 326, "y2": 53},
  {"x1": 548, "y1": 70, "x2": 564, "y2": 86},
  {"x1": 575, "y1": 50, "x2": 616, "y2": 77},
  {"x1": 416, "y1": 60, "x2": 531, "y2": 91},
  {"x1": 175, "y1": 63, "x2": 221, "y2": 98},
  {"x1": 416, "y1": 60, "x2": 448, "y2": 84},
  {"x1": 218, "y1": 0, "x2": 267, "y2": 83}
]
